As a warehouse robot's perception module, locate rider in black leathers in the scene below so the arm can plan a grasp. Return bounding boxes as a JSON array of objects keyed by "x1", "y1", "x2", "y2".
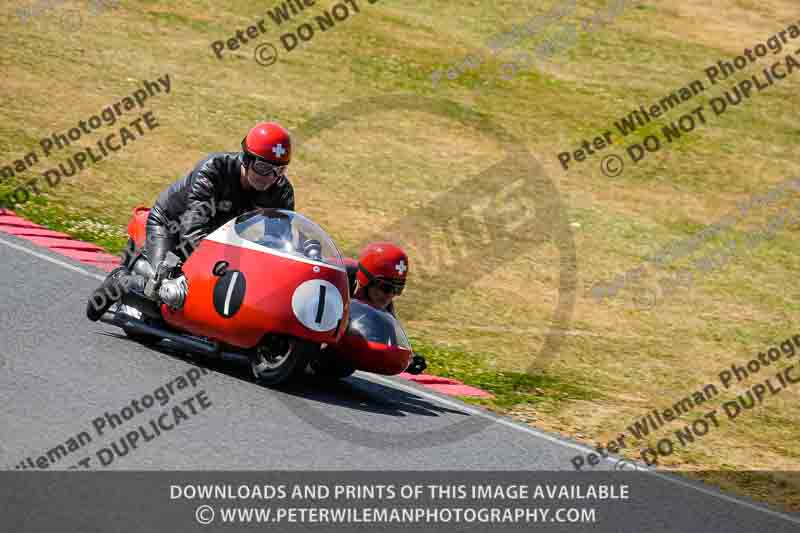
[
  {"x1": 87, "y1": 122, "x2": 295, "y2": 321},
  {"x1": 142, "y1": 150, "x2": 294, "y2": 267}
]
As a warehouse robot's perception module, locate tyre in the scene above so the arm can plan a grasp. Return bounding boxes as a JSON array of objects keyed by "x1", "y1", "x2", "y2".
[
  {"x1": 121, "y1": 238, "x2": 139, "y2": 269},
  {"x1": 250, "y1": 336, "x2": 318, "y2": 386}
]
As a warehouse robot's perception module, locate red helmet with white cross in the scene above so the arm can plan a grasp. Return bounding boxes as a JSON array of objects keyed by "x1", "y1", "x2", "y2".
[
  {"x1": 357, "y1": 242, "x2": 409, "y2": 295},
  {"x1": 241, "y1": 121, "x2": 291, "y2": 165}
]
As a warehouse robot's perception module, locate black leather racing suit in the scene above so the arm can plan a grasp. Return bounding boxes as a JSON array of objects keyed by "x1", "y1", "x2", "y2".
[{"x1": 141, "y1": 151, "x2": 294, "y2": 272}]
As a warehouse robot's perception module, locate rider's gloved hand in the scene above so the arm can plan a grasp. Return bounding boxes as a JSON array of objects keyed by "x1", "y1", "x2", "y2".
[
  {"x1": 159, "y1": 275, "x2": 189, "y2": 309},
  {"x1": 406, "y1": 355, "x2": 427, "y2": 375}
]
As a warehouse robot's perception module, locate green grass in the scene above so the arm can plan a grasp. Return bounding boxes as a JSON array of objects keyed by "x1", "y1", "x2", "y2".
[
  {"x1": 0, "y1": 191, "x2": 128, "y2": 252},
  {"x1": 410, "y1": 337, "x2": 597, "y2": 408}
]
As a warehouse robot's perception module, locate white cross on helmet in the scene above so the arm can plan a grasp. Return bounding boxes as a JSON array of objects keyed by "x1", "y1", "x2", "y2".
[
  {"x1": 272, "y1": 143, "x2": 286, "y2": 158},
  {"x1": 395, "y1": 260, "x2": 407, "y2": 275}
]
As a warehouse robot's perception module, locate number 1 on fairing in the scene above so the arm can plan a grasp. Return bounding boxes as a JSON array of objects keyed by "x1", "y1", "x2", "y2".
[{"x1": 315, "y1": 285, "x2": 327, "y2": 324}]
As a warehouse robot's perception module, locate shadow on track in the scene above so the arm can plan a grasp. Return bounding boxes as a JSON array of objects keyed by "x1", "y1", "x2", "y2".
[
  {"x1": 102, "y1": 332, "x2": 468, "y2": 420},
  {"x1": 277, "y1": 376, "x2": 469, "y2": 419}
]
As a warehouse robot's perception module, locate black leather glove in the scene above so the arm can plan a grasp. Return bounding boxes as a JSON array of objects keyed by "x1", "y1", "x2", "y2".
[{"x1": 406, "y1": 355, "x2": 427, "y2": 375}]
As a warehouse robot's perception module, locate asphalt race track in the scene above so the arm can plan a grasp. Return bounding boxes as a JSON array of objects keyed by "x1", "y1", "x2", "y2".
[{"x1": 1, "y1": 232, "x2": 798, "y2": 532}]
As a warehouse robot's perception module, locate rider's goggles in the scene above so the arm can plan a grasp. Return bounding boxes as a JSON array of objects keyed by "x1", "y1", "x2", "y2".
[
  {"x1": 251, "y1": 158, "x2": 287, "y2": 179},
  {"x1": 242, "y1": 141, "x2": 288, "y2": 183},
  {"x1": 359, "y1": 263, "x2": 405, "y2": 296},
  {"x1": 374, "y1": 278, "x2": 404, "y2": 296}
]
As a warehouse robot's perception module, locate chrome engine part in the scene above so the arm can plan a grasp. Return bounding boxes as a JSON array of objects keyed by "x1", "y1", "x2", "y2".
[{"x1": 159, "y1": 275, "x2": 188, "y2": 309}]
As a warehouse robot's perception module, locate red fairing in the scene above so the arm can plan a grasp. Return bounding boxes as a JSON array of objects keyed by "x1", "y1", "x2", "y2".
[
  {"x1": 127, "y1": 206, "x2": 150, "y2": 250},
  {"x1": 162, "y1": 239, "x2": 350, "y2": 349}
]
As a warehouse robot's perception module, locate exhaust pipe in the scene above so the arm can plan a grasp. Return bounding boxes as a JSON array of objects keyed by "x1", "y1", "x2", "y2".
[
  {"x1": 101, "y1": 315, "x2": 219, "y2": 355},
  {"x1": 126, "y1": 319, "x2": 220, "y2": 355},
  {"x1": 219, "y1": 352, "x2": 252, "y2": 365},
  {"x1": 99, "y1": 314, "x2": 253, "y2": 366}
]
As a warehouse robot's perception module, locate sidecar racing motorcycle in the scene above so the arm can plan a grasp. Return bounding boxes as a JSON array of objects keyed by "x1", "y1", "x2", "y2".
[{"x1": 90, "y1": 207, "x2": 414, "y2": 386}]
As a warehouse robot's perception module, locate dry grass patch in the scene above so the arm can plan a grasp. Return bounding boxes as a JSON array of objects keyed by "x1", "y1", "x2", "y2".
[{"x1": 3, "y1": 0, "x2": 800, "y2": 510}]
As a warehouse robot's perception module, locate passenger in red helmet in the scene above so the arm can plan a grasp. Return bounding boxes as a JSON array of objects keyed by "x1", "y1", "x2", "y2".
[
  {"x1": 344, "y1": 242, "x2": 427, "y2": 374},
  {"x1": 350, "y1": 242, "x2": 408, "y2": 316},
  {"x1": 87, "y1": 121, "x2": 296, "y2": 321}
]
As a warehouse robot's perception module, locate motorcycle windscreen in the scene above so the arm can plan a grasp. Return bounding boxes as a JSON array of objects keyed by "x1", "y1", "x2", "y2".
[
  {"x1": 233, "y1": 208, "x2": 345, "y2": 268},
  {"x1": 327, "y1": 300, "x2": 413, "y2": 375}
]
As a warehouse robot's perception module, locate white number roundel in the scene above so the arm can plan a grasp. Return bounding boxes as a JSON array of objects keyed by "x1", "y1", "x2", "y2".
[{"x1": 291, "y1": 279, "x2": 344, "y2": 332}]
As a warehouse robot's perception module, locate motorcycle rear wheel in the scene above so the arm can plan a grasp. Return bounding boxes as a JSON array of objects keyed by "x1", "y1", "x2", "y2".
[{"x1": 250, "y1": 336, "x2": 317, "y2": 386}]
